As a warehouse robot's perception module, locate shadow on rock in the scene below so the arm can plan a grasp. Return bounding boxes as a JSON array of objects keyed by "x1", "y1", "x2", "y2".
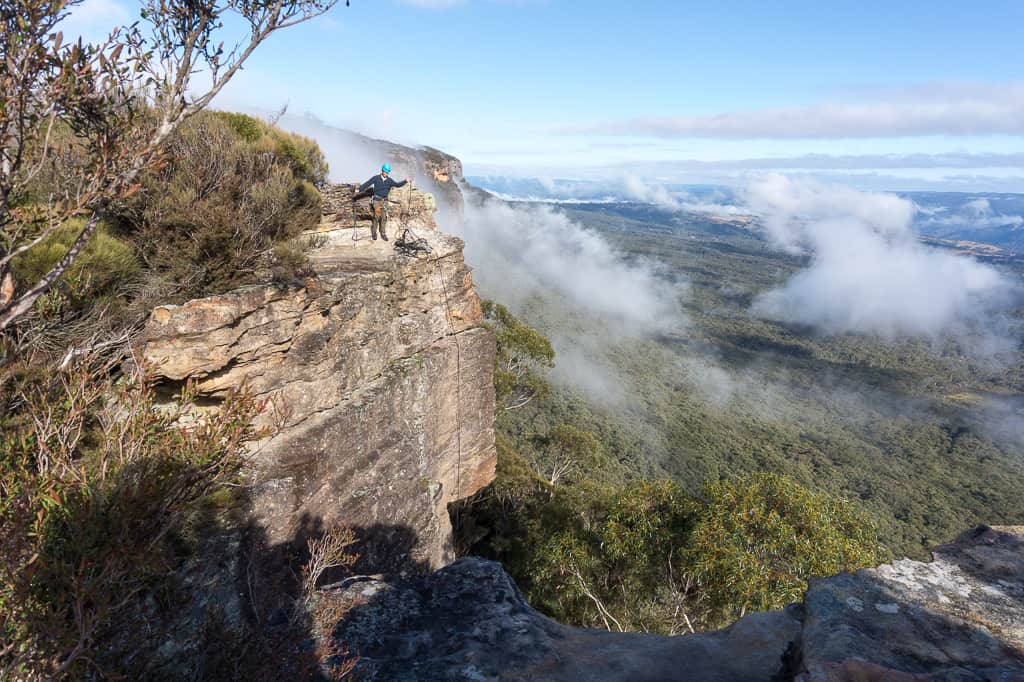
[
  {"x1": 140, "y1": 514, "x2": 431, "y2": 680},
  {"x1": 324, "y1": 526, "x2": 1024, "y2": 682}
]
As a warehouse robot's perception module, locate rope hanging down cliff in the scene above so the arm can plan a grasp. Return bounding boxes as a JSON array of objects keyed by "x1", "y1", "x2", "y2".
[
  {"x1": 355, "y1": 178, "x2": 461, "y2": 525},
  {"x1": 394, "y1": 181, "x2": 459, "y2": 528},
  {"x1": 434, "y1": 240, "x2": 464, "y2": 536}
]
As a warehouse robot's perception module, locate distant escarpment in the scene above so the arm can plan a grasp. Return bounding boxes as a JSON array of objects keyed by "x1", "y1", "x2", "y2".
[{"x1": 143, "y1": 183, "x2": 494, "y2": 569}]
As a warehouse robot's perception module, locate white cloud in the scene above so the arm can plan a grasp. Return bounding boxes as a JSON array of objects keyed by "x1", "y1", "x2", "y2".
[
  {"x1": 453, "y1": 196, "x2": 682, "y2": 331},
  {"x1": 917, "y1": 196, "x2": 1024, "y2": 230},
  {"x1": 746, "y1": 175, "x2": 1016, "y2": 339},
  {"x1": 620, "y1": 177, "x2": 748, "y2": 215},
  {"x1": 960, "y1": 197, "x2": 1024, "y2": 227},
  {"x1": 743, "y1": 174, "x2": 914, "y2": 250},
  {"x1": 555, "y1": 81, "x2": 1024, "y2": 140},
  {"x1": 443, "y1": 189, "x2": 686, "y2": 403}
]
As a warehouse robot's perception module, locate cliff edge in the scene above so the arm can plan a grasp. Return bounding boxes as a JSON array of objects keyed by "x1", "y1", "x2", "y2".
[{"x1": 143, "y1": 183, "x2": 495, "y2": 569}]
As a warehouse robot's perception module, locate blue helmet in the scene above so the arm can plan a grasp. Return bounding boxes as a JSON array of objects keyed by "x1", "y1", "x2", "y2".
[{"x1": 381, "y1": 163, "x2": 391, "y2": 174}]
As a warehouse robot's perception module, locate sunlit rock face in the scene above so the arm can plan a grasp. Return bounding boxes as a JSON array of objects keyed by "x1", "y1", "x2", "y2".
[
  {"x1": 144, "y1": 185, "x2": 495, "y2": 569},
  {"x1": 796, "y1": 524, "x2": 1024, "y2": 681}
]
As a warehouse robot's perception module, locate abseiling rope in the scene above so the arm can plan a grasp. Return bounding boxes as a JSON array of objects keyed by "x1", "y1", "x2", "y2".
[
  {"x1": 435, "y1": 245, "x2": 465, "y2": 540},
  {"x1": 351, "y1": 197, "x2": 360, "y2": 242}
]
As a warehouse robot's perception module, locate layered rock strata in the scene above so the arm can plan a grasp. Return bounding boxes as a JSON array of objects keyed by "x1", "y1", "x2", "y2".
[
  {"x1": 327, "y1": 526, "x2": 1024, "y2": 680},
  {"x1": 143, "y1": 186, "x2": 495, "y2": 568}
]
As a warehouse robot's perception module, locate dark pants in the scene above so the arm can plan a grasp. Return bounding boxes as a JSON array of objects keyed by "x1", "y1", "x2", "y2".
[{"x1": 370, "y1": 197, "x2": 389, "y2": 239}]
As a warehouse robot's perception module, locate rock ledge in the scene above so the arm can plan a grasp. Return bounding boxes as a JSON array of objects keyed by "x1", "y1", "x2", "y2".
[{"x1": 328, "y1": 526, "x2": 1024, "y2": 681}]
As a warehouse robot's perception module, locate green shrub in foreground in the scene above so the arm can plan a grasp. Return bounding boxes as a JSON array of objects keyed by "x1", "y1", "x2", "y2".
[
  {"x1": 11, "y1": 217, "x2": 139, "y2": 317},
  {"x1": 688, "y1": 472, "x2": 883, "y2": 624},
  {"x1": 459, "y1": 442, "x2": 882, "y2": 633},
  {"x1": 0, "y1": 361, "x2": 264, "y2": 678}
]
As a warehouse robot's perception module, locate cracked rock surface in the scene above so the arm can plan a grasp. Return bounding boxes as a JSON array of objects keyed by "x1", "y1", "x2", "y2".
[{"x1": 329, "y1": 557, "x2": 803, "y2": 682}]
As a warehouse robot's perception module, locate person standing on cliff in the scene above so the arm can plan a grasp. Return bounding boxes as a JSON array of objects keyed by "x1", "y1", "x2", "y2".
[{"x1": 359, "y1": 164, "x2": 411, "y2": 241}]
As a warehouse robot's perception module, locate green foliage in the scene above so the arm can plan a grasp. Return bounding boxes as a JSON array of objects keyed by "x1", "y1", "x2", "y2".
[
  {"x1": 11, "y1": 217, "x2": 139, "y2": 316},
  {"x1": 489, "y1": 433, "x2": 552, "y2": 508},
  {"x1": 213, "y1": 110, "x2": 329, "y2": 186},
  {"x1": 535, "y1": 423, "x2": 603, "y2": 484},
  {"x1": 0, "y1": 360, "x2": 265, "y2": 677},
  {"x1": 268, "y1": 129, "x2": 329, "y2": 187},
  {"x1": 460, "y1": 435, "x2": 881, "y2": 634},
  {"x1": 528, "y1": 479, "x2": 698, "y2": 631},
  {"x1": 688, "y1": 473, "x2": 882, "y2": 624},
  {"x1": 463, "y1": 287, "x2": 890, "y2": 634},
  {"x1": 216, "y1": 111, "x2": 264, "y2": 142},
  {"x1": 271, "y1": 236, "x2": 318, "y2": 282},
  {"x1": 490, "y1": 203, "x2": 1024, "y2": 560},
  {"x1": 483, "y1": 300, "x2": 555, "y2": 410},
  {"x1": 108, "y1": 110, "x2": 325, "y2": 300}
]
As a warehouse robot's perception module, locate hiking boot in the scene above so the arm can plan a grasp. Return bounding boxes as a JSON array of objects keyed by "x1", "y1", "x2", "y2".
[{"x1": 381, "y1": 231, "x2": 388, "y2": 241}]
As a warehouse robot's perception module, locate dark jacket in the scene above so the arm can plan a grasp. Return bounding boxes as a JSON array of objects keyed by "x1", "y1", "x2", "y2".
[{"x1": 359, "y1": 174, "x2": 407, "y2": 199}]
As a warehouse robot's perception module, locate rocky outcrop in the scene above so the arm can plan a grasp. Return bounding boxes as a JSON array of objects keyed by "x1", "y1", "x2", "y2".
[
  {"x1": 797, "y1": 524, "x2": 1024, "y2": 681},
  {"x1": 143, "y1": 185, "x2": 495, "y2": 569},
  {"x1": 298, "y1": 122, "x2": 467, "y2": 212},
  {"x1": 328, "y1": 557, "x2": 802, "y2": 681},
  {"x1": 325, "y1": 526, "x2": 1024, "y2": 680}
]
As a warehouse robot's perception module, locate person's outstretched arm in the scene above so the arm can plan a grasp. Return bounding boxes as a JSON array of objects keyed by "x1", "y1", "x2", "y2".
[{"x1": 359, "y1": 176, "x2": 375, "y2": 191}]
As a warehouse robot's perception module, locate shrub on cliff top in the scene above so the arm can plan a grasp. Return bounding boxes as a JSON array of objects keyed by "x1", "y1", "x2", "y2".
[
  {"x1": 11, "y1": 217, "x2": 139, "y2": 316},
  {"x1": 108, "y1": 110, "x2": 325, "y2": 301},
  {"x1": 214, "y1": 111, "x2": 329, "y2": 186}
]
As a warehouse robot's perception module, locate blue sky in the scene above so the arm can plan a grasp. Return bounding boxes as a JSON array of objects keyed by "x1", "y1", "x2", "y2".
[{"x1": 68, "y1": 0, "x2": 1024, "y2": 190}]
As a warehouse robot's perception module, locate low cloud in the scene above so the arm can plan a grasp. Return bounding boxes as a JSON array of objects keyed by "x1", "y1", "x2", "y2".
[
  {"x1": 452, "y1": 194, "x2": 682, "y2": 331},
  {"x1": 746, "y1": 175, "x2": 1016, "y2": 339},
  {"x1": 620, "y1": 178, "x2": 749, "y2": 215},
  {"x1": 470, "y1": 175, "x2": 749, "y2": 214},
  {"x1": 555, "y1": 81, "x2": 1024, "y2": 139},
  {"x1": 622, "y1": 152, "x2": 1024, "y2": 172},
  {"x1": 272, "y1": 113, "x2": 387, "y2": 182},
  {"x1": 919, "y1": 197, "x2": 1024, "y2": 230},
  {"x1": 445, "y1": 188, "x2": 686, "y2": 402}
]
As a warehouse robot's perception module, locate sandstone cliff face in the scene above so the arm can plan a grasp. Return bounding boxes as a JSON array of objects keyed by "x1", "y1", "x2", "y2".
[
  {"x1": 143, "y1": 184, "x2": 495, "y2": 569},
  {"x1": 326, "y1": 526, "x2": 1024, "y2": 680}
]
